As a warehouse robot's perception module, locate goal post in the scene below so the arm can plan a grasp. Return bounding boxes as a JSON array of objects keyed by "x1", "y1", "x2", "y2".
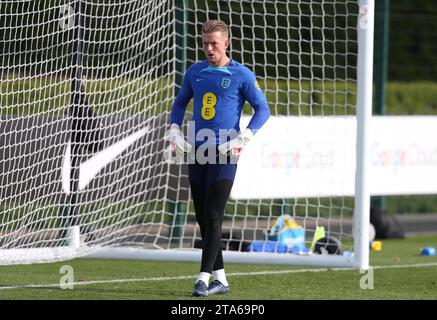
[
  {"x1": 354, "y1": 0, "x2": 374, "y2": 270},
  {"x1": 0, "y1": 0, "x2": 374, "y2": 269}
]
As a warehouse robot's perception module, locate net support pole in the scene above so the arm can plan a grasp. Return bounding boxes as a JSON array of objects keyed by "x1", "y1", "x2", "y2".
[
  {"x1": 354, "y1": 0, "x2": 375, "y2": 270},
  {"x1": 169, "y1": 0, "x2": 189, "y2": 245},
  {"x1": 371, "y1": 0, "x2": 389, "y2": 211},
  {"x1": 170, "y1": 202, "x2": 187, "y2": 245},
  {"x1": 65, "y1": 0, "x2": 85, "y2": 247}
]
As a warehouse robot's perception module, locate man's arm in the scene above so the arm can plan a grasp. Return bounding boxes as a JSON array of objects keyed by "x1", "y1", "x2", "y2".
[
  {"x1": 170, "y1": 68, "x2": 194, "y2": 127},
  {"x1": 242, "y1": 71, "x2": 270, "y2": 133},
  {"x1": 167, "y1": 67, "x2": 194, "y2": 159}
]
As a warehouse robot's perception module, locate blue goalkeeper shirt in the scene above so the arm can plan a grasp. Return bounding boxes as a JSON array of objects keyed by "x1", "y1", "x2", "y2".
[{"x1": 170, "y1": 59, "x2": 270, "y2": 146}]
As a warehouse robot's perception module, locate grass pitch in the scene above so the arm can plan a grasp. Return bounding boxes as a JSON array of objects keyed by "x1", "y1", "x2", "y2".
[{"x1": 0, "y1": 234, "x2": 436, "y2": 300}]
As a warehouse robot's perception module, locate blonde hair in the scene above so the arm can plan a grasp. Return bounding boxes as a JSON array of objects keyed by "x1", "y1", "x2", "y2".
[{"x1": 201, "y1": 20, "x2": 229, "y2": 39}]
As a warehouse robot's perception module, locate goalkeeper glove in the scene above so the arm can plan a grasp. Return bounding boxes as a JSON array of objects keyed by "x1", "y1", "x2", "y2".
[
  {"x1": 218, "y1": 129, "x2": 253, "y2": 160},
  {"x1": 165, "y1": 123, "x2": 193, "y2": 158}
]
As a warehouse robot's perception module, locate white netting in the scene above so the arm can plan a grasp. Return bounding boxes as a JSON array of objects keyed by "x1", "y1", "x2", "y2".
[{"x1": 0, "y1": 0, "x2": 362, "y2": 265}]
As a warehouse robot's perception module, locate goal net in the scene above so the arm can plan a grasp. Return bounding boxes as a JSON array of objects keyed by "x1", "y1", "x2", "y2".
[{"x1": 0, "y1": 0, "x2": 373, "y2": 267}]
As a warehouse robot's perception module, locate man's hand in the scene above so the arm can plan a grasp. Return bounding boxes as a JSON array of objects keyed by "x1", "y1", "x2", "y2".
[
  {"x1": 165, "y1": 124, "x2": 193, "y2": 161},
  {"x1": 218, "y1": 129, "x2": 253, "y2": 160}
]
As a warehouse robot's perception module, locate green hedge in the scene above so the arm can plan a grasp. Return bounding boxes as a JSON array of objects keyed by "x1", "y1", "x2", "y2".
[
  {"x1": 2, "y1": 79, "x2": 437, "y2": 116},
  {"x1": 386, "y1": 82, "x2": 437, "y2": 115},
  {"x1": 384, "y1": 195, "x2": 437, "y2": 215}
]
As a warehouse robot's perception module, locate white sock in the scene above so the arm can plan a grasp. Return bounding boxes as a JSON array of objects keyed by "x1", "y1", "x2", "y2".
[
  {"x1": 196, "y1": 272, "x2": 210, "y2": 284},
  {"x1": 213, "y1": 269, "x2": 229, "y2": 287}
]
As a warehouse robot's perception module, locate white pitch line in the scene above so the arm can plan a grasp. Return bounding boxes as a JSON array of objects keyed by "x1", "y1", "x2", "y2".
[{"x1": 1, "y1": 262, "x2": 437, "y2": 291}]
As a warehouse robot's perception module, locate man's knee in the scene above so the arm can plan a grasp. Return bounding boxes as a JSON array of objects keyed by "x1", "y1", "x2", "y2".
[{"x1": 205, "y1": 216, "x2": 222, "y2": 233}]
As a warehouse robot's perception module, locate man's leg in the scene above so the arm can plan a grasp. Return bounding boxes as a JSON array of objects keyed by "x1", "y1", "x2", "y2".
[
  {"x1": 204, "y1": 158, "x2": 237, "y2": 294},
  {"x1": 188, "y1": 163, "x2": 211, "y2": 296},
  {"x1": 201, "y1": 179, "x2": 233, "y2": 295},
  {"x1": 189, "y1": 152, "x2": 236, "y2": 296},
  {"x1": 200, "y1": 179, "x2": 234, "y2": 274},
  {"x1": 189, "y1": 181, "x2": 207, "y2": 247}
]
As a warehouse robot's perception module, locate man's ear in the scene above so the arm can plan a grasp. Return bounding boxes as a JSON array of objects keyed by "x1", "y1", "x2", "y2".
[{"x1": 224, "y1": 39, "x2": 230, "y2": 50}]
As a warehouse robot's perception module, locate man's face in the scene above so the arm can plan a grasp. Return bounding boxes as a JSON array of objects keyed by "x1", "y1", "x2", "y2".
[{"x1": 202, "y1": 31, "x2": 229, "y2": 67}]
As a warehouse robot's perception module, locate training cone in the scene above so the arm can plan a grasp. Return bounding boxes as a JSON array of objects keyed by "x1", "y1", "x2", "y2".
[
  {"x1": 371, "y1": 241, "x2": 382, "y2": 251},
  {"x1": 310, "y1": 226, "x2": 326, "y2": 252},
  {"x1": 420, "y1": 247, "x2": 436, "y2": 256}
]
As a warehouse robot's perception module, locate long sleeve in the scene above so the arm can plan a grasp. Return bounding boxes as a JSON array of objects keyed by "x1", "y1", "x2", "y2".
[
  {"x1": 169, "y1": 68, "x2": 193, "y2": 126},
  {"x1": 241, "y1": 69, "x2": 270, "y2": 133},
  {"x1": 246, "y1": 98, "x2": 270, "y2": 132}
]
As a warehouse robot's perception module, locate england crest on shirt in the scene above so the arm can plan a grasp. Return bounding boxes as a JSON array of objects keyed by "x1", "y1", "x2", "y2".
[{"x1": 221, "y1": 77, "x2": 231, "y2": 89}]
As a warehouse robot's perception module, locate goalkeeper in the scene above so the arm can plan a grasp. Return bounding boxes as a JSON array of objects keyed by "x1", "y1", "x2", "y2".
[{"x1": 167, "y1": 19, "x2": 270, "y2": 297}]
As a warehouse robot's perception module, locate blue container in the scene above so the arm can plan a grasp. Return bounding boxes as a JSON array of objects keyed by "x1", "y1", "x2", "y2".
[
  {"x1": 420, "y1": 246, "x2": 436, "y2": 256},
  {"x1": 343, "y1": 251, "x2": 354, "y2": 257},
  {"x1": 248, "y1": 241, "x2": 265, "y2": 252},
  {"x1": 263, "y1": 241, "x2": 277, "y2": 252},
  {"x1": 249, "y1": 241, "x2": 277, "y2": 252},
  {"x1": 249, "y1": 241, "x2": 290, "y2": 254},
  {"x1": 275, "y1": 242, "x2": 288, "y2": 254},
  {"x1": 288, "y1": 247, "x2": 311, "y2": 254}
]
